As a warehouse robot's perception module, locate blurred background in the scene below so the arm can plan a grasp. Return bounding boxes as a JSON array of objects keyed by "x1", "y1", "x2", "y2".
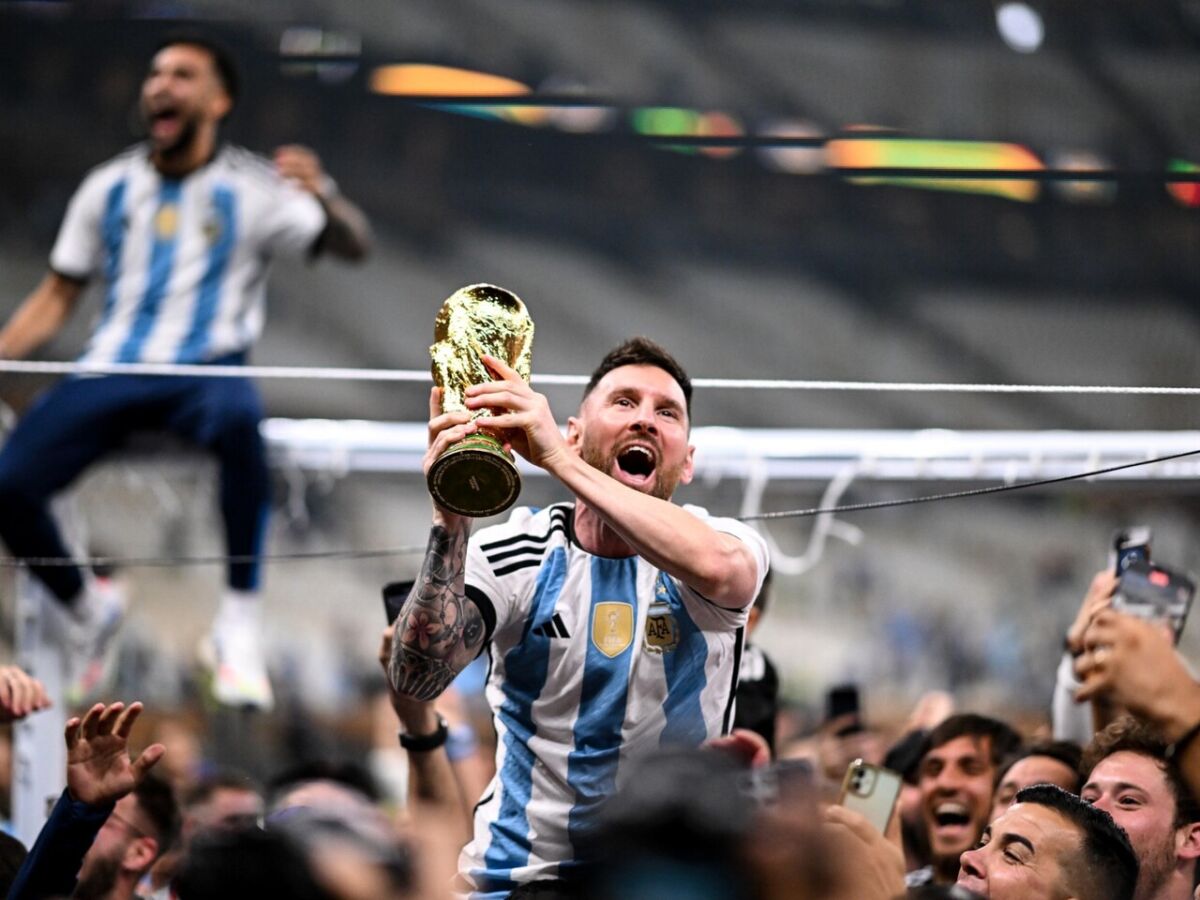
[{"x1": 1, "y1": 0, "x2": 1199, "y2": 787}]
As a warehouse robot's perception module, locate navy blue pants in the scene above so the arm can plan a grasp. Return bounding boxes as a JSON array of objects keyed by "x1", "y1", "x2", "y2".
[{"x1": 0, "y1": 369, "x2": 270, "y2": 603}]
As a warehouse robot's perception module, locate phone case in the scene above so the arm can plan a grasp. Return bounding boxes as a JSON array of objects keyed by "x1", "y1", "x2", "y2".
[{"x1": 838, "y1": 760, "x2": 901, "y2": 833}]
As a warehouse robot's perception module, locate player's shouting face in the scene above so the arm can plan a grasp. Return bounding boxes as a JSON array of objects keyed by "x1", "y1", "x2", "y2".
[
  {"x1": 141, "y1": 43, "x2": 231, "y2": 159},
  {"x1": 571, "y1": 364, "x2": 695, "y2": 501}
]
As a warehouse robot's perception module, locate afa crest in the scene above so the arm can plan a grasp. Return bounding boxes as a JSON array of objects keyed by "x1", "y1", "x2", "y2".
[
  {"x1": 643, "y1": 601, "x2": 679, "y2": 654},
  {"x1": 154, "y1": 204, "x2": 179, "y2": 240},
  {"x1": 591, "y1": 602, "x2": 633, "y2": 658}
]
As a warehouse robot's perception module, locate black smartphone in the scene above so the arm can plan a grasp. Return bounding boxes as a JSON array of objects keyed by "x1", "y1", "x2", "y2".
[
  {"x1": 382, "y1": 580, "x2": 414, "y2": 624},
  {"x1": 1115, "y1": 560, "x2": 1195, "y2": 642},
  {"x1": 826, "y1": 684, "x2": 863, "y2": 735},
  {"x1": 1111, "y1": 527, "x2": 1152, "y2": 577}
]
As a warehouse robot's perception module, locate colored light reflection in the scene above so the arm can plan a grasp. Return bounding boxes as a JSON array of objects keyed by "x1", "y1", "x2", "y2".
[
  {"x1": 827, "y1": 138, "x2": 1044, "y2": 202},
  {"x1": 1167, "y1": 160, "x2": 1200, "y2": 208},
  {"x1": 369, "y1": 64, "x2": 546, "y2": 126}
]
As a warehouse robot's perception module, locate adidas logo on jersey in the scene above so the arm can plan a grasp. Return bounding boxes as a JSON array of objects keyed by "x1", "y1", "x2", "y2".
[{"x1": 534, "y1": 613, "x2": 570, "y2": 639}]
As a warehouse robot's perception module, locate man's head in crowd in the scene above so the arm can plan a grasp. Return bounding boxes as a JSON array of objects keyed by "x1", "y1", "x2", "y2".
[
  {"x1": 1081, "y1": 718, "x2": 1200, "y2": 900},
  {"x1": 918, "y1": 714, "x2": 1023, "y2": 882},
  {"x1": 74, "y1": 773, "x2": 180, "y2": 900},
  {"x1": 957, "y1": 784, "x2": 1139, "y2": 900},
  {"x1": 990, "y1": 741, "x2": 1084, "y2": 822},
  {"x1": 182, "y1": 770, "x2": 263, "y2": 840}
]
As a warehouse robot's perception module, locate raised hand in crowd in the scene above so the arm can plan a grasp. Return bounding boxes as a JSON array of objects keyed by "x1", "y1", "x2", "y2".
[
  {"x1": 65, "y1": 701, "x2": 165, "y2": 806},
  {"x1": 705, "y1": 728, "x2": 772, "y2": 769},
  {"x1": 820, "y1": 804, "x2": 906, "y2": 900},
  {"x1": 1075, "y1": 608, "x2": 1200, "y2": 797},
  {"x1": 0, "y1": 665, "x2": 51, "y2": 722},
  {"x1": 1065, "y1": 569, "x2": 1119, "y2": 656}
]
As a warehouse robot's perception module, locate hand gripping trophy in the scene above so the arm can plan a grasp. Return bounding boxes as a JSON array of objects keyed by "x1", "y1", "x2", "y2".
[{"x1": 428, "y1": 284, "x2": 534, "y2": 517}]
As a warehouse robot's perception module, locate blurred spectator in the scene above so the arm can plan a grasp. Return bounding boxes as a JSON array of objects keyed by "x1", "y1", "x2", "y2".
[
  {"x1": 8, "y1": 700, "x2": 176, "y2": 900},
  {"x1": 734, "y1": 571, "x2": 780, "y2": 754},
  {"x1": 174, "y1": 827, "x2": 332, "y2": 900},
  {"x1": 989, "y1": 741, "x2": 1083, "y2": 822},
  {"x1": 1080, "y1": 718, "x2": 1200, "y2": 900},
  {"x1": 909, "y1": 714, "x2": 1022, "y2": 886},
  {"x1": 0, "y1": 830, "x2": 28, "y2": 897},
  {"x1": 0, "y1": 665, "x2": 51, "y2": 722}
]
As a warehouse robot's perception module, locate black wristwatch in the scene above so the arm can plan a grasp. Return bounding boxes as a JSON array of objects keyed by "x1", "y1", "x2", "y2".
[{"x1": 398, "y1": 715, "x2": 449, "y2": 752}]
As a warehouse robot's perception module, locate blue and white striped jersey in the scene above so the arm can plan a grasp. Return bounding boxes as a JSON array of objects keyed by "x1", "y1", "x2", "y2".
[
  {"x1": 50, "y1": 143, "x2": 326, "y2": 365},
  {"x1": 458, "y1": 502, "x2": 769, "y2": 896}
]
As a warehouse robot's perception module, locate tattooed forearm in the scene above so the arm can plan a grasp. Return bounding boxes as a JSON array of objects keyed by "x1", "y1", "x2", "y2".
[{"x1": 389, "y1": 523, "x2": 486, "y2": 700}]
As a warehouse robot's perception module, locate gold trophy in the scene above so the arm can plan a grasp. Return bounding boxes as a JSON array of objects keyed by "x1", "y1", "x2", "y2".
[{"x1": 427, "y1": 284, "x2": 535, "y2": 517}]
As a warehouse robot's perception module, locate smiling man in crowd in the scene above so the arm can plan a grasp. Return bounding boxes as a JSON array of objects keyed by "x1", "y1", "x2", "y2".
[{"x1": 908, "y1": 713, "x2": 1023, "y2": 887}]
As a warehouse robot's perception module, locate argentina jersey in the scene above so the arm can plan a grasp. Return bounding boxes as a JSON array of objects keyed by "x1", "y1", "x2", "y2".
[
  {"x1": 458, "y1": 502, "x2": 769, "y2": 896},
  {"x1": 49, "y1": 143, "x2": 325, "y2": 365}
]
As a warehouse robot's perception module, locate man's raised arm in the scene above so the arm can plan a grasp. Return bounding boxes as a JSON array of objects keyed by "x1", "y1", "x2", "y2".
[
  {"x1": 0, "y1": 272, "x2": 85, "y2": 361},
  {"x1": 388, "y1": 388, "x2": 488, "y2": 701}
]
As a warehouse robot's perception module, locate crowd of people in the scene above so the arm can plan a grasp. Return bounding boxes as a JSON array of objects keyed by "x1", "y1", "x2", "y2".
[{"x1": 1, "y1": 26, "x2": 1199, "y2": 900}]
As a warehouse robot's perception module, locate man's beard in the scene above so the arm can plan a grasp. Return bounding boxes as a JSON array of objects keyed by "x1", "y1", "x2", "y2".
[
  {"x1": 72, "y1": 854, "x2": 120, "y2": 900},
  {"x1": 580, "y1": 434, "x2": 684, "y2": 501},
  {"x1": 144, "y1": 111, "x2": 200, "y2": 159}
]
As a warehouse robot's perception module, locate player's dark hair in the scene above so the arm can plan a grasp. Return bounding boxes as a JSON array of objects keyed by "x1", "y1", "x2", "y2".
[
  {"x1": 584, "y1": 337, "x2": 692, "y2": 416},
  {"x1": 920, "y1": 713, "x2": 1022, "y2": 771},
  {"x1": 1013, "y1": 784, "x2": 1139, "y2": 900},
  {"x1": 154, "y1": 31, "x2": 241, "y2": 109},
  {"x1": 1082, "y1": 717, "x2": 1200, "y2": 828}
]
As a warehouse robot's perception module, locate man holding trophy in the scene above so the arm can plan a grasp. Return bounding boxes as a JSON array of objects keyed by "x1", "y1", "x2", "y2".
[{"x1": 388, "y1": 285, "x2": 769, "y2": 897}]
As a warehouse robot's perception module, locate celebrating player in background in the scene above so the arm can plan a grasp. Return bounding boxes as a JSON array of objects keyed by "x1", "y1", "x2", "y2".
[
  {"x1": 389, "y1": 337, "x2": 769, "y2": 897},
  {"x1": 0, "y1": 32, "x2": 371, "y2": 709}
]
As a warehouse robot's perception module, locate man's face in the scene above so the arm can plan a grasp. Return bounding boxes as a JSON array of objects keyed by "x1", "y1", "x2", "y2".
[
  {"x1": 956, "y1": 802, "x2": 1081, "y2": 900},
  {"x1": 140, "y1": 43, "x2": 230, "y2": 156},
  {"x1": 991, "y1": 755, "x2": 1081, "y2": 822},
  {"x1": 569, "y1": 364, "x2": 693, "y2": 501},
  {"x1": 1081, "y1": 751, "x2": 1180, "y2": 899},
  {"x1": 75, "y1": 794, "x2": 156, "y2": 899},
  {"x1": 919, "y1": 735, "x2": 998, "y2": 876}
]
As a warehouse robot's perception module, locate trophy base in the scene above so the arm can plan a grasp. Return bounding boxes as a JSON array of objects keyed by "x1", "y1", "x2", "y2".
[{"x1": 427, "y1": 433, "x2": 522, "y2": 518}]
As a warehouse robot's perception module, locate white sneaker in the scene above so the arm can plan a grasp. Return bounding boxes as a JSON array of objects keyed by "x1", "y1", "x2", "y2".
[
  {"x1": 207, "y1": 601, "x2": 274, "y2": 711},
  {"x1": 64, "y1": 576, "x2": 126, "y2": 703}
]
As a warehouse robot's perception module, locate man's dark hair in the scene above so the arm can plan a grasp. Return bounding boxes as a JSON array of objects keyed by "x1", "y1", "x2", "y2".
[
  {"x1": 583, "y1": 337, "x2": 692, "y2": 416},
  {"x1": 154, "y1": 31, "x2": 241, "y2": 108},
  {"x1": 1082, "y1": 717, "x2": 1200, "y2": 828},
  {"x1": 175, "y1": 827, "x2": 333, "y2": 900},
  {"x1": 920, "y1": 713, "x2": 1023, "y2": 770},
  {"x1": 752, "y1": 569, "x2": 772, "y2": 616},
  {"x1": 134, "y1": 772, "x2": 181, "y2": 852},
  {"x1": 267, "y1": 760, "x2": 381, "y2": 807},
  {"x1": 996, "y1": 740, "x2": 1084, "y2": 794},
  {"x1": 1013, "y1": 784, "x2": 1139, "y2": 900}
]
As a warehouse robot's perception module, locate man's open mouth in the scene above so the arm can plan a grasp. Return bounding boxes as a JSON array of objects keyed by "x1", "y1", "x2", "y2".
[
  {"x1": 933, "y1": 801, "x2": 972, "y2": 830},
  {"x1": 616, "y1": 444, "x2": 657, "y2": 480},
  {"x1": 149, "y1": 107, "x2": 182, "y2": 137}
]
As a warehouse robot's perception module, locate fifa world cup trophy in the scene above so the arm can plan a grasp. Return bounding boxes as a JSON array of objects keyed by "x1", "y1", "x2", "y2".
[{"x1": 427, "y1": 284, "x2": 535, "y2": 517}]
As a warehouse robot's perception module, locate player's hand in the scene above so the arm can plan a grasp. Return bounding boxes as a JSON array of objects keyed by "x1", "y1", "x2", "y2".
[
  {"x1": 1074, "y1": 609, "x2": 1200, "y2": 740},
  {"x1": 423, "y1": 386, "x2": 477, "y2": 528},
  {"x1": 466, "y1": 355, "x2": 568, "y2": 472},
  {"x1": 1065, "y1": 569, "x2": 1118, "y2": 657},
  {"x1": 0, "y1": 666, "x2": 51, "y2": 722},
  {"x1": 65, "y1": 702, "x2": 165, "y2": 806},
  {"x1": 274, "y1": 145, "x2": 333, "y2": 198}
]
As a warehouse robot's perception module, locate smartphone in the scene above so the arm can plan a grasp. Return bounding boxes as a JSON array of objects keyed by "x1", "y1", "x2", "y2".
[
  {"x1": 826, "y1": 683, "x2": 863, "y2": 736},
  {"x1": 1111, "y1": 527, "x2": 1152, "y2": 577},
  {"x1": 838, "y1": 759, "x2": 901, "y2": 833},
  {"x1": 1114, "y1": 560, "x2": 1194, "y2": 641},
  {"x1": 382, "y1": 580, "x2": 415, "y2": 624}
]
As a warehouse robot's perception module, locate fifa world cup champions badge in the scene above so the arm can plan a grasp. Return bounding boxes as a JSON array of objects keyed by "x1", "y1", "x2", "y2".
[{"x1": 428, "y1": 284, "x2": 535, "y2": 517}]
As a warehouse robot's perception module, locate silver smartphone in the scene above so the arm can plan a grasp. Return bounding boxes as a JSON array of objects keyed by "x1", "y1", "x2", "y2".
[{"x1": 838, "y1": 759, "x2": 902, "y2": 833}]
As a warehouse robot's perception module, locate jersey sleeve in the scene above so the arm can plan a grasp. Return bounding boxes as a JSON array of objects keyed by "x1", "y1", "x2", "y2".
[
  {"x1": 48, "y1": 169, "x2": 112, "y2": 280},
  {"x1": 260, "y1": 177, "x2": 327, "y2": 260},
  {"x1": 677, "y1": 506, "x2": 770, "y2": 630},
  {"x1": 463, "y1": 508, "x2": 545, "y2": 647}
]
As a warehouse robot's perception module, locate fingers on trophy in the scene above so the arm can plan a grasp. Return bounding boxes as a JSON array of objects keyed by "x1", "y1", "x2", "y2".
[{"x1": 428, "y1": 284, "x2": 535, "y2": 517}]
